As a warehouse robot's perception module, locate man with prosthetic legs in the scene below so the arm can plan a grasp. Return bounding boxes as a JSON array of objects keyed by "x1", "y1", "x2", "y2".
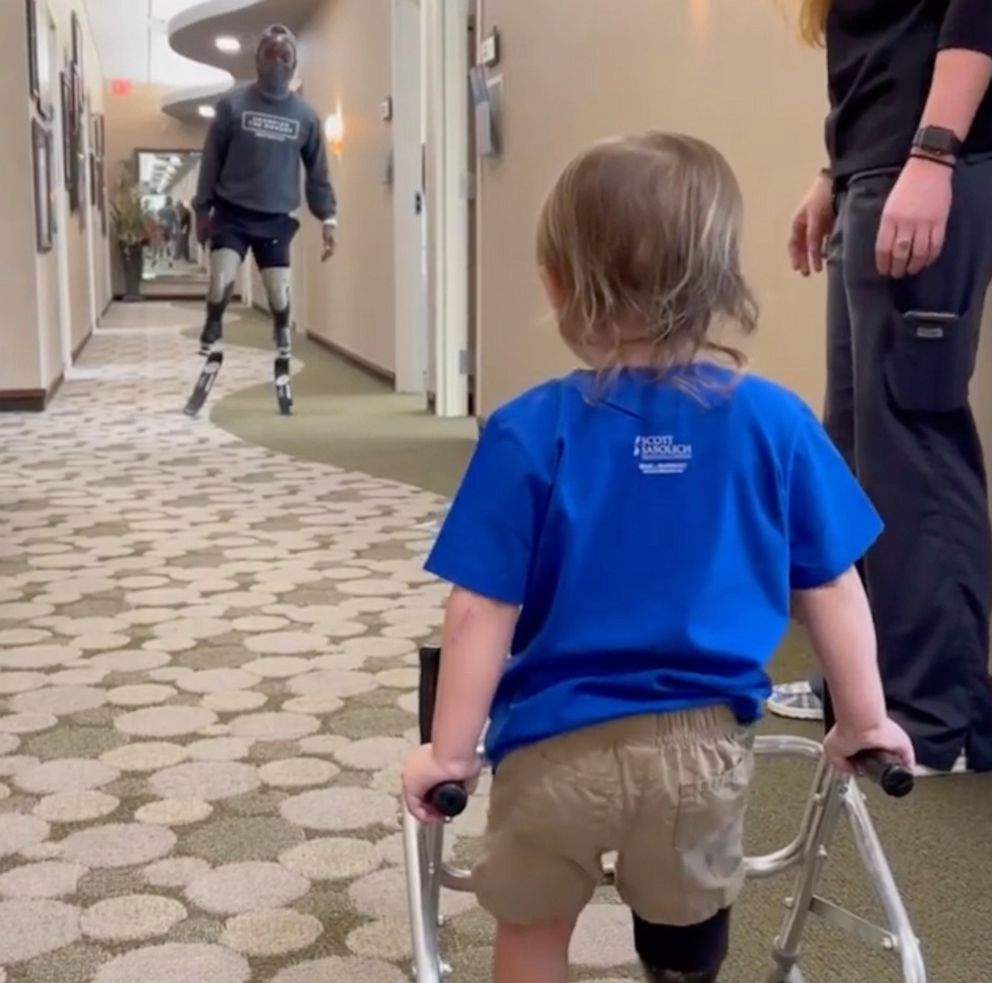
[{"x1": 185, "y1": 24, "x2": 337, "y2": 417}]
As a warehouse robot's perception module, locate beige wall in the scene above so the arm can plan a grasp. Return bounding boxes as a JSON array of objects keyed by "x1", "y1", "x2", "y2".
[
  {"x1": 474, "y1": 0, "x2": 831, "y2": 416},
  {"x1": 103, "y1": 83, "x2": 207, "y2": 297},
  {"x1": 0, "y1": 1, "x2": 43, "y2": 394},
  {"x1": 1, "y1": 0, "x2": 106, "y2": 399},
  {"x1": 298, "y1": 0, "x2": 395, "y2": 373},
  {"x1": 58, "y1": 0, "x2": 108, "y2": 355}
]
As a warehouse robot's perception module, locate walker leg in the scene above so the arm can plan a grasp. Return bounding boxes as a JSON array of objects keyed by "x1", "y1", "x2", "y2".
[
  {"x1": 403, "y1": 807, "x2": 451, "y2": 981},
  {"x1": 843, "y1": 783, "x2": 927, "y2": 982},
  {"x1": 767, "y1": 760, "x2": 843, "y2": 978}
]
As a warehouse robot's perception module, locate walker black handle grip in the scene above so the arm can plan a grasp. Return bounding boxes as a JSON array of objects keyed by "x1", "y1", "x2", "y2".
[
  {"x1": 428, "y1": 782, "x2": 468, "y2": 818},
  {"x1": 853, "y1": 750, "x2": 915, "y2": 798}
]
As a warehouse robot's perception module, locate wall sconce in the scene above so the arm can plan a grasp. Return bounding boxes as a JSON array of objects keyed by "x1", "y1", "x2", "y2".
[{"x1": 324, "y1": 108, "x2": 345, "y2": 156}]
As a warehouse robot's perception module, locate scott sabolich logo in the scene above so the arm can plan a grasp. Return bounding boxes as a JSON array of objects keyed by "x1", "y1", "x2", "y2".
[{"x1": 634, "y1": 435, "x2": 693, "y2": 475}]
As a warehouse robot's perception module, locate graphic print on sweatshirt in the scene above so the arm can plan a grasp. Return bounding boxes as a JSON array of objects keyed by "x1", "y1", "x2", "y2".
[{"x1": 241, "y1": 111, "x2": 301, "y2": 143}]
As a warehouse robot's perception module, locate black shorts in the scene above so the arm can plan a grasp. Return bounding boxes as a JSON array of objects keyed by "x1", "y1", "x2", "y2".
[{"x1": 210, "y1": 199, "x2": 299, "y2": 270}]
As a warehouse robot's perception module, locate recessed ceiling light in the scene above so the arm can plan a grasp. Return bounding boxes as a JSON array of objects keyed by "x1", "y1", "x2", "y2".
[
  {"x1": 198, "y1": 105, "x2": 216, "y2": 119},
  {"x1": 215, "y1": 36, "x2": 241, "y2": 54}
]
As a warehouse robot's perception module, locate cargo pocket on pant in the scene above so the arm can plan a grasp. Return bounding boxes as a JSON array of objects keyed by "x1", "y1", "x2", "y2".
[
  {"x1": 885, "y1": 311, "x2": 972, "y2": 413},
  {"x1": 673, "y1": 741, "x2": 753, "y2": 916}
]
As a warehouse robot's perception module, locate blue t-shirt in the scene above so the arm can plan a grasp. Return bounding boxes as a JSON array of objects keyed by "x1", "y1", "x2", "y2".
[{"x1": 425, "y1": 366, "x2": 883, "y2": 765}]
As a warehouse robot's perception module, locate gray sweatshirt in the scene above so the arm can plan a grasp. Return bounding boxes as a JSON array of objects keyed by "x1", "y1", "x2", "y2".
[{"x1": 194, "y1": 84, "x2": 337, "y2": 220}]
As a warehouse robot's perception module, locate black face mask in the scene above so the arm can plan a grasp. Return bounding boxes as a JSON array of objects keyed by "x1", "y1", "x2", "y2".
[{"x1": 258, "y1": 62, "x2": 292, "y2": 96}]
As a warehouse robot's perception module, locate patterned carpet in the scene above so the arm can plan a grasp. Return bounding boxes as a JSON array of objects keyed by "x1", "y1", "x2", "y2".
[{"x1": 0, "y1": 305, "x2": 644, "y2": 982}]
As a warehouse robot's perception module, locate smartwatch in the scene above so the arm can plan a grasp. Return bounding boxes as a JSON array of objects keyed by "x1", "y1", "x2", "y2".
[{"x1": 912, "y1": 126, "x2": 962, "y2": 158}]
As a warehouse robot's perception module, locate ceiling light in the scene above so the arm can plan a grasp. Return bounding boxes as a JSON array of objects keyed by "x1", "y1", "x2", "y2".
[
  {"x1": 169, "y1": 156, "x2": 182, "y2": 165},
  {"x1": 198, "y1": 105, "x2": 216, "y2": 119},
  {"x1": 215, "y1": 36, "x2": 241, "y2": 54}
]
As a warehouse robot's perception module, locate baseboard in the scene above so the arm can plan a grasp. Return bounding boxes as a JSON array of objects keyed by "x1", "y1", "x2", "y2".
[
  {"x1": 140, "y1": 292, "x2": 209, "y2": 302},
  {"x1": 0, "y1": 370, "x2": 63, "y2": 413},
  {"x1": 305, "y1": 331, "x2": 396, "y2": 386},
  {"x1": 0, "y1": 389, "x2": 46, "y2": 412}
]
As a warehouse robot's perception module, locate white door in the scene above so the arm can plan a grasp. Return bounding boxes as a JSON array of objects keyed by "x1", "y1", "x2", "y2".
[
  {"x1": 393, "y1": 0, "x2": 428, "y2": 394},
  {"x1": 422, "y1": 0, "x2": 471, "y2": 417}
]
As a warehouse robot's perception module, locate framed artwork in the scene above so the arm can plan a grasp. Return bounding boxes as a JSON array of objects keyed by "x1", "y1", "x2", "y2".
[
  {"x1": 60, "y1": 71, "x2": 72, "y2": 193},
  {"x1": 31, "y1": 119, "x2": 53, "y2": 253},
  {"x1": 92, "y1": 113, "x2": 104, "y2": 157},
  {"x1": 98, "y1": 158, "x2": 107, "y2": 236},
  {"x1": 71, "y1": 11, "x2": 83, "y2": 69},
  {"x1": 68, "y1": 63, "x2": 82, "y2": 213},
  {"x1": 71, "y1": 63, "x2": 82, "y2": 123},
  {"x1": 26, "y1": 0, "x2": 39, "y2": 104}
]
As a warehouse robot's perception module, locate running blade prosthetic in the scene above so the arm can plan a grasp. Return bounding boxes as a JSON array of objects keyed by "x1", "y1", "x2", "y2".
[
  {"x1": 184, "y1": 351, "x2": 223, "y2": 417},
  {"x1": 274, "y1": 356, "x2": 293, "y2": 415}
]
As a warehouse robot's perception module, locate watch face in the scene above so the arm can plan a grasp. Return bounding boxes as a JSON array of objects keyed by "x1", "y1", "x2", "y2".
[{"x1": 916, "y1": 126, "x2": 960, "y2": 155}]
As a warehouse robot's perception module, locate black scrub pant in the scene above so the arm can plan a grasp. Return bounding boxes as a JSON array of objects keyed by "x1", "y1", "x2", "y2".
[{"x1": 814, "y1": 159, "x2": 992, "y2": 772}]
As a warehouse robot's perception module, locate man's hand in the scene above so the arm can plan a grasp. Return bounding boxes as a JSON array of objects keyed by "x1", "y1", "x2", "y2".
[
  {"x1": 875, "y1": 156, "x2": 954, "y2": 279},
  {"x1": 321, "y1": 225, "x2": 336, "y2": 263},
  {"x1": 195, "y1": 212, "x2": 211, "y2": 247},
  {"x1": 788, "y1": 172, "x2": 836, "y2": 276}
]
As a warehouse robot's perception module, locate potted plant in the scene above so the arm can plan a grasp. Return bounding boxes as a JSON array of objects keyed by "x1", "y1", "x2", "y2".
[{"x1": 109, "y1": 163, "x2": 147, "y2": 301}]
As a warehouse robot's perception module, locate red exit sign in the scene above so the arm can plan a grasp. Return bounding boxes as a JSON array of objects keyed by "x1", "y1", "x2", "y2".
[{"x1": 110, "y1": 78, "x2": 133, "y2": 96}]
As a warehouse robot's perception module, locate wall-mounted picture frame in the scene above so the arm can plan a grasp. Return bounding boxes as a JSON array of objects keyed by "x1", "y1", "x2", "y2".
[
  {"x1": 89, "y1": 150, "x2": 97, "y2": 205},
  {"x1": 71, "y1": 10, "x2": 83, "y2": 70},
  {"x1": 29, "y1": 0, "x2": 55, "y2": 121},
  {"x1": 31, "y1": 118, "x2": 53, "y2": 254},
  {"x1": 97, "y1": 158, "x2": 107, "y2": 237},
  {"x1": 92, "y1": 113, "x2": 104, "y2": 157},
  {"x1": 60, "y1": 71, "x2": 72, "y2": 194},
  {"x1": 26, "y1": 0, "x2": 39, "y2": 105}
]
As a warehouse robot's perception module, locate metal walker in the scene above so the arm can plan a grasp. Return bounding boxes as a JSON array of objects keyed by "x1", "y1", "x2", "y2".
[{"x1": 403, "y1": 648, "x2": 927, "y2": 982}]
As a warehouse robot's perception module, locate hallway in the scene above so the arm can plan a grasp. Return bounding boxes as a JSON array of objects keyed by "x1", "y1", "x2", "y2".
[{"x1": 0, "y1": 303, "x2": 641, "y2": 982}]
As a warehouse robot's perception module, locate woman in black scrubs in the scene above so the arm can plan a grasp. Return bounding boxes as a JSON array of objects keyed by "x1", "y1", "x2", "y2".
[{"x1": 769, "y1": 0, "x2": 992, "y2": 775}]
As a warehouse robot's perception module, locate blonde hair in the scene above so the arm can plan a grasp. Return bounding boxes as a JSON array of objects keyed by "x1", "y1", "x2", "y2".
[
  {"x1": 537, "y1": 132, "x2": 757, "y2": 379},
  {"x1": 797, "y1": 0, "x2": 830, "y2": 46}
]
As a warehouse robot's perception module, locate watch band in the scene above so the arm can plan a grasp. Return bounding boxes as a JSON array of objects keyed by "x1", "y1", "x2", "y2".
[{"x1": 909, "y1": 152, "x2": 956, "y2": 170}]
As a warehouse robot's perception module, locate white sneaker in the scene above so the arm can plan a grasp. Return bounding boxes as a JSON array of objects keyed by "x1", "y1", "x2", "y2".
[
  {"x1": 913, "y1": 752, "x2": 970, "y2": 777},
  {"x1": 767, "y1": 681, "x2": 825, "y2": 721}
]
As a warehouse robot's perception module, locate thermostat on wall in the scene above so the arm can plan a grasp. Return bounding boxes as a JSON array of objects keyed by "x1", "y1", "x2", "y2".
[{"x1": 480, "y1": 28, "x2": 499, "y2": 68}]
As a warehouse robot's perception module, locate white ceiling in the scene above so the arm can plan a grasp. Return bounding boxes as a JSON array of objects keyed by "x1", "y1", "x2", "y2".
[{"x1": 84, "y1": 0, "x2": 232, "y2": 87}]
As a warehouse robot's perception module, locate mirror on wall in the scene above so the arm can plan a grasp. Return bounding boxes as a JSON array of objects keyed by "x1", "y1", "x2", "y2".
[{"x1": 135, "y1": 150, "x2": 207, "y2": 296}]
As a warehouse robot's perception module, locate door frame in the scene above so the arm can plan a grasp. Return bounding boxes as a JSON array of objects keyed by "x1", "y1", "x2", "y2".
[
  {"x1": 81, "y1": 92, "x2": 98, "y2": 336},
  {"x1": 392, "y1": 0, "x2": 428, "y2": 395},
  {"x1": 422, "y1": 0, "x2": 471, "y2": 417},
  {"x1": 46, "y1": 1, "x2": 73, "y2": 370}
]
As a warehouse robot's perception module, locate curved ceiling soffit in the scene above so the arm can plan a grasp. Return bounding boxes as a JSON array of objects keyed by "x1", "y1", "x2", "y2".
[
  {"x1": 161, "y1": 81, "x2": 241, "y2": 123},
  {"x1": 168, "y1": 0, "x2": 322, "y2": 78}
]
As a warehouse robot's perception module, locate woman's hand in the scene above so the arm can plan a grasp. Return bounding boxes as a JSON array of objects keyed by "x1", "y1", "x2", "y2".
[
  {"x1": 402, "y1": 744, "x2": 481, "y2": 824},
  {"x1": 788, "y1": 172, "x2": 836, "y2": 276},
  {"x1": 875, "y1": 156, "x2": 954, "y2": 279}
]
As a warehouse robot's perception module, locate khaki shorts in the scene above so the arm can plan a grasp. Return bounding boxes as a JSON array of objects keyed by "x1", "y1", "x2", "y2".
[{"x1": 474, "y1": 707, "x2": 754, "y2": 927}]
